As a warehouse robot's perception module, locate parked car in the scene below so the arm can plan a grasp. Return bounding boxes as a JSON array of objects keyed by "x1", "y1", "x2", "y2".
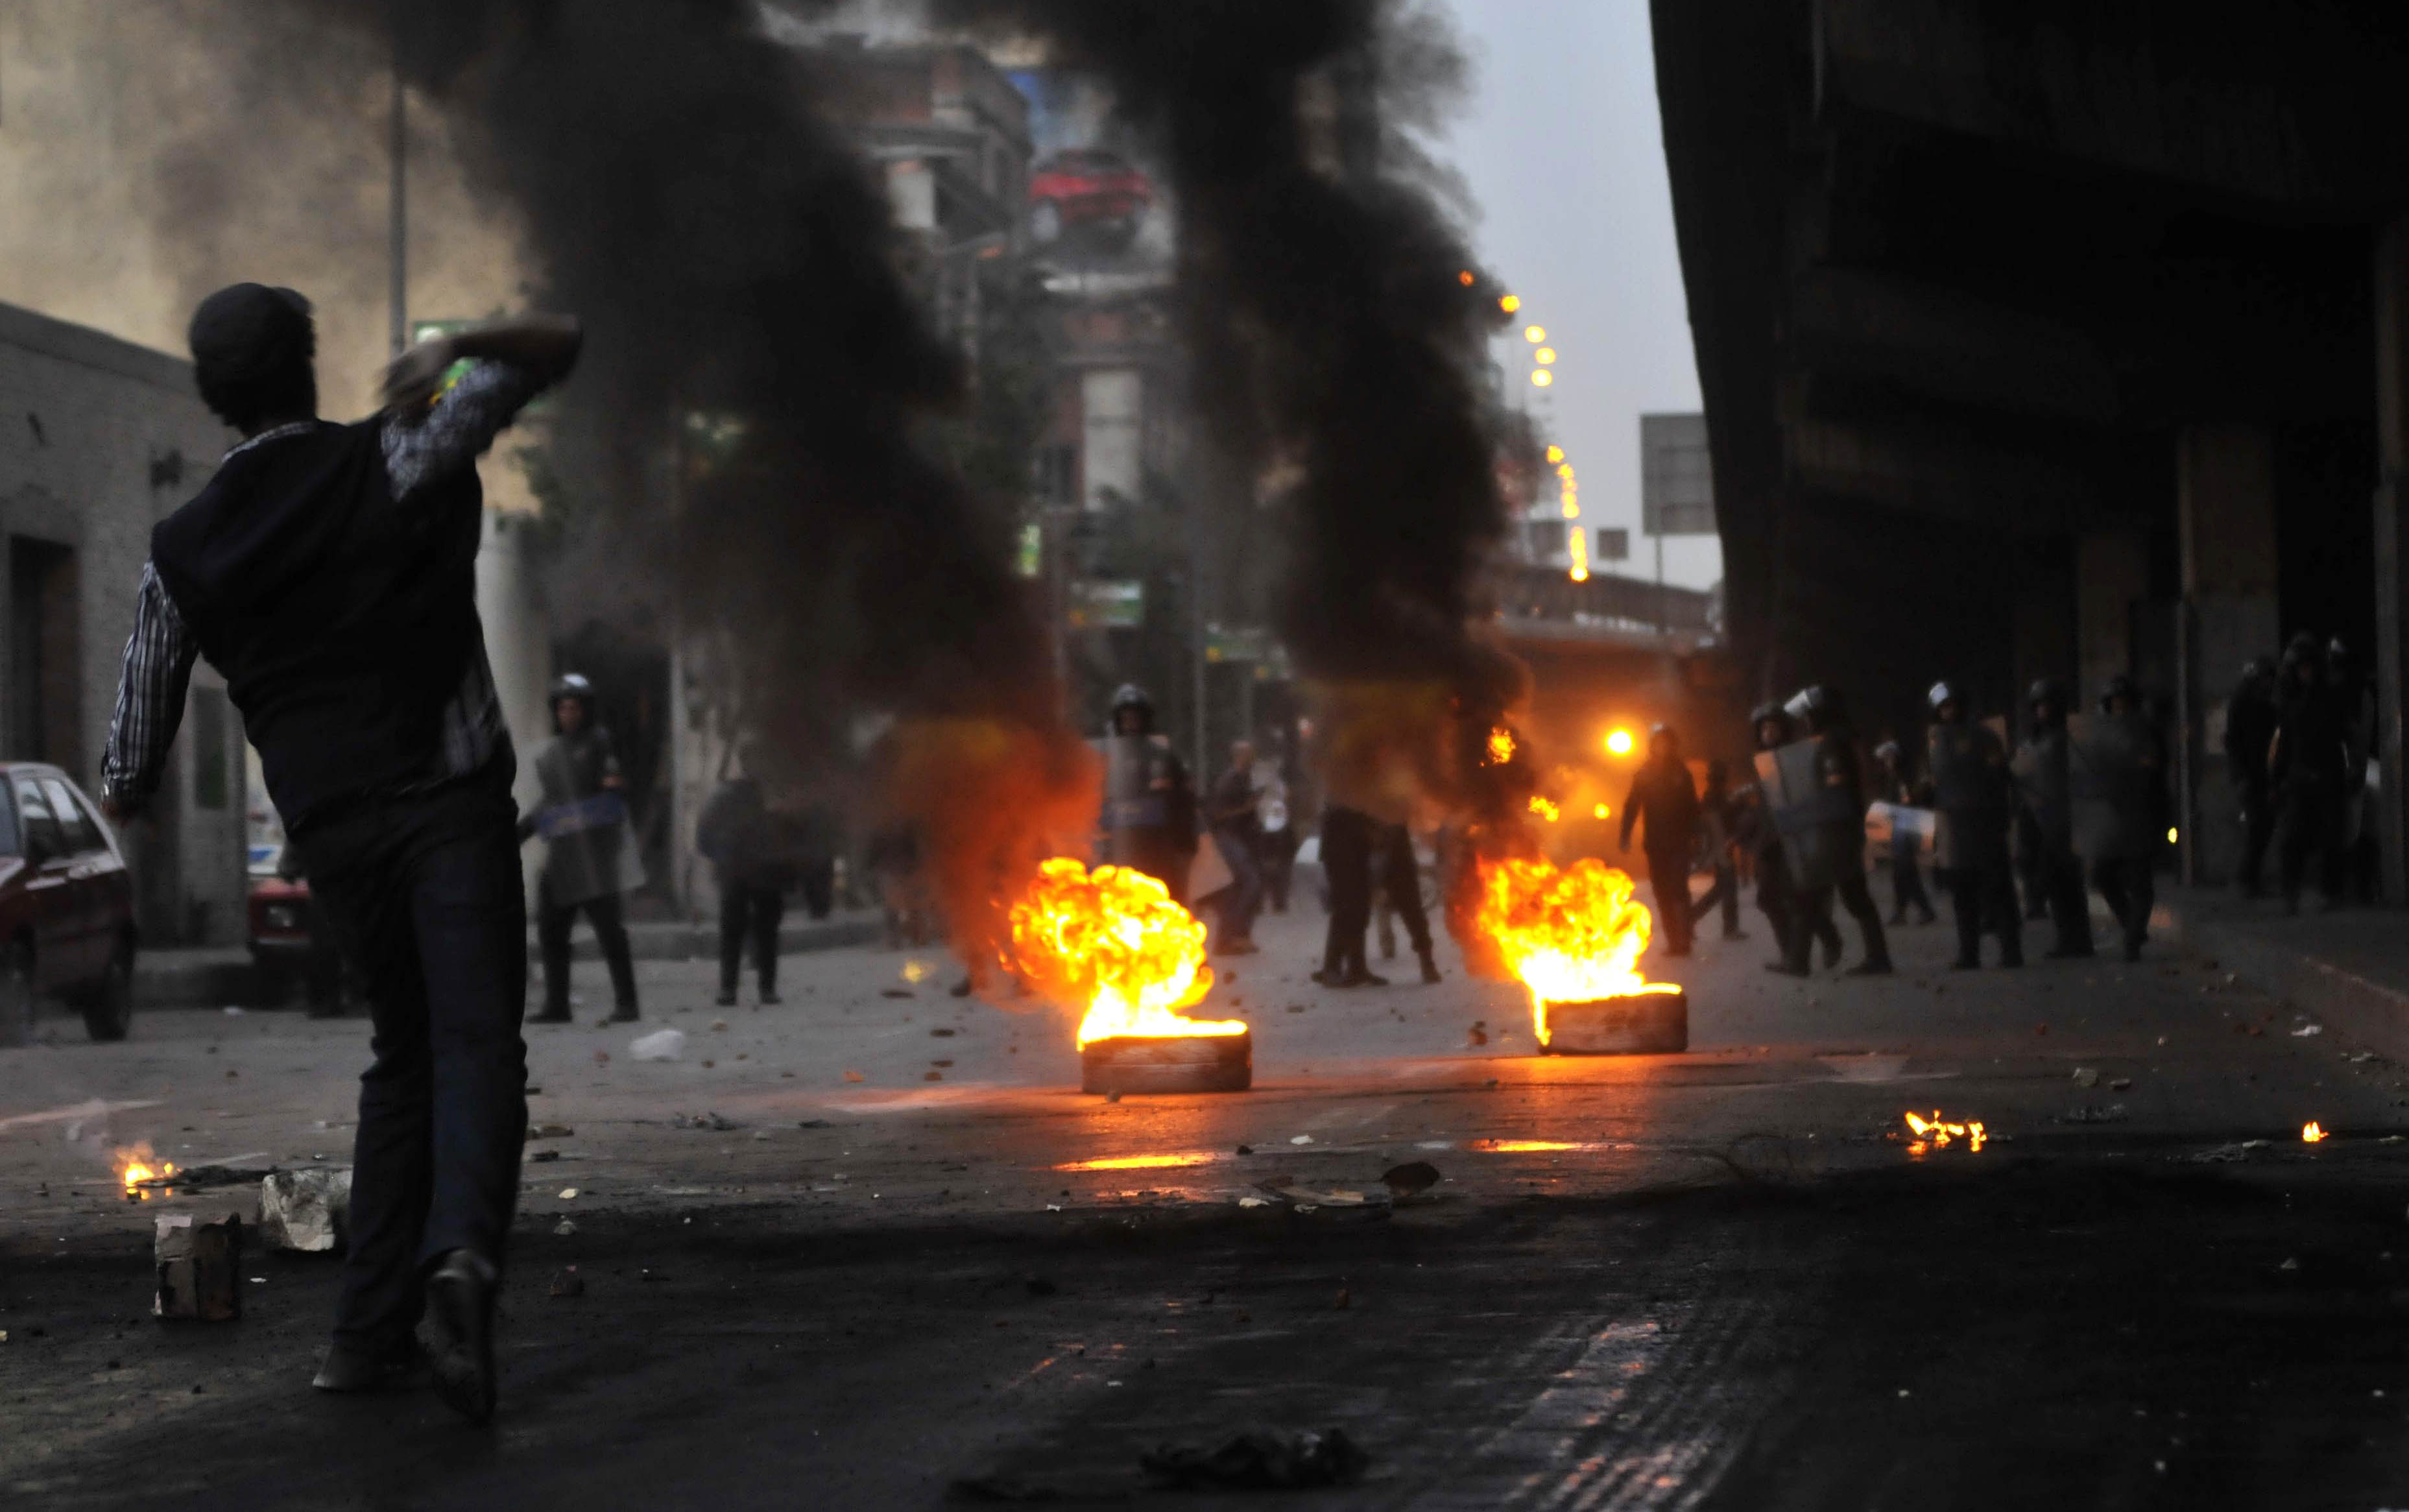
[
  {"x1": 0, "y1": 764, "x2": 136, "y2": 1045},
  {"x1": 247, "y1": 843, "x2": 344, "y2": 1014},
  {"x1": 1028, "y1": 147, "x2": 1154, "y2": 248}
]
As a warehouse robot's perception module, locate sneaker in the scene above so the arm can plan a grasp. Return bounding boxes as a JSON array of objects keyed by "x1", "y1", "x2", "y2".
[
  {"x1": 424, "y1": 1249, "x2": 499, "y2": 1425},
  {"x1": 1418, "y1": 953, "x2": 1443, "y2": 985},
  {"x1": 713, "y1": 990, "x2": 738, "y2": 1009}
]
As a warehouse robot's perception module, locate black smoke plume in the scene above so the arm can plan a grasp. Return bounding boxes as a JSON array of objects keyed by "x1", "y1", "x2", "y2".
[
  {"x1": 937, "y1": 0, "x2": 1526, "y2": 823},
  {"x1": 311, "y1": 0, "x2": 1094, "y2": 959}
]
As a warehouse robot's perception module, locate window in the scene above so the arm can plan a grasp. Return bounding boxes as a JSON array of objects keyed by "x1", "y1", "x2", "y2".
[
  {"x1": 12, "y1": 776, "x2": 62, "y2": 863},
  {"x1": 42, "y1": 779, "x2": 95, "y2": 854},
  {"x1": 193, "y1": 688, "x2": 230, "y2": 810},
  {"x1": 9, "y1": 538, "x2": 79, "y2": 770}
]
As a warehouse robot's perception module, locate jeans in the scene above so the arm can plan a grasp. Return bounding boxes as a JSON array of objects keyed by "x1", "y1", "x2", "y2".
[
  {"x1": 289, "y1": 770, "x2": 527, "y2": 1354},
  {"x1": 1212, "y1": 826, "x2": 1264, "y2": 944},
  {"x1": 1646, "y1": 854, "x2": 1694, "y2": 954},
  {"x1": 536, "y1": 885, "x2": 637, "y2": 1017},
  {"x1": 1320, "y1": 808, "x2": 1376, "y2": 975},
  {"x1": 719, "y1": 883, "x2": 785, "y2": 996},
  {"x1": 1374, "y1": 822, "x2": 1433, "y2": 958}
]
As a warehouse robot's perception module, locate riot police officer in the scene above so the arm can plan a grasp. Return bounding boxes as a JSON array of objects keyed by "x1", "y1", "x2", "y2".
[
  {"x1": 2012, "y1": 678, "x2": 2094, "y2": 958},
  {"x1": 1769, "y1": 686, "x2": 1892, "y2": 976},
  {"x1": 522, "y1": 673, "x2": 641, "y2": 1024},
  {"x1": 2269, "y1": 634, "x2": 2346, "y2": 913},
  {"x1": 2072, "y1": 675, "x2": 2164, "y2": 959},
  {"x1": 2223, "y1": 657, "x2": 2279, "y2": 898},
  {"x1": 1099, "y1": 684, "x2": 1198, "y2": 905},
  {"x1": 1926, "y1": 681, "x2": 2022, "y2": 969},
  {"x1": 1871, "y1": 738, "x2": 1937, "y2": 927},
  {"x1": 1742, "y1": 701, "x2": 1841, "y2": 971}
]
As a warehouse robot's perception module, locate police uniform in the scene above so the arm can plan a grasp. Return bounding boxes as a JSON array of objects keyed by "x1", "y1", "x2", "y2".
[{"x1": 1926, "y1": 684, "x2": 2022, "y2": 969}]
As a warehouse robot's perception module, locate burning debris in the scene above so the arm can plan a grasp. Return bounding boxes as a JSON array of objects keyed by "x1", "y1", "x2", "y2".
[
  {"x1": 116, "y1": 1146, "x2": 178, "y2": 1201},
  {"x1": 1008, "y1": 858, "x2": 1251, "y2": 1094},
  {"x1": 1901, "y1": 1112, "x2": 1987, "y2": 1156},
  {"x1": 1470, "y1": 857, "x2": 1686, "y2": 1055}
]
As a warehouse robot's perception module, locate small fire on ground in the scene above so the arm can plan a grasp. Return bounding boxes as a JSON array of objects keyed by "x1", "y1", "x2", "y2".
[
  {"x1": 1007, "y1": 857, "x2": 1245, "y2": 1048},
  {"x1": 2302, "y1": 1121, "x2": 2328, "y2": 1144},
  {"x1": 1902, "y1": 1110, "x2": 1985, "y2": 1155},
  {"x1": 1471, "y1": 856, "x2": 1677, "y2": 1048},
  {"x1": 115, "y1": 1145, "x2": 176, "y2": 1200}
]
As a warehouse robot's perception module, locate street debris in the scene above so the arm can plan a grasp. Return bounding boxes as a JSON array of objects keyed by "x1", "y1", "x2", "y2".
[
  {"x1": 549, "y1": 1267, "x2": 584, "y2": 1298},
  {"x1": 843, "y1": 1070, "x2": 867, "y2": 1083},
  {"x1": 558, "y1": 1187, "x2": 579, "y2": 1199},
  {"x1": 2187, "y1": 1140, "x2": 2271, "y2": 1163},
  {"x1": 1379, "y1": 1160, "x2": 1441, "y2": 1197},
  {"x1": 529, "y1": 1150, "x2": 560, "y2": 1162},
  {"x1": 2072, "y1": 1067, "x2": 2100, "y2": 1088},
  {"x1": 2055, "y1": 1105, "x2": 2129, "y2": 1125},
  {"x1": 527, "y1": 1123, "x2": 574, "y2": 1140},
  {"x1": 1466, "y1": 1020, "x2": 1488, "y2": 1046},
  {"x1": 931, "y1": 1027, "x2": 957, "y2": 1037},
  {"x1": 630, "y1": 1028, "x2": 688, "y2": 1061},
  {"x1": 709, "y1": 1019, "x2": 728, "y2": 1031},
  {"x1": 671, "y1": 1112, "x2": 741, "y2": 1131},
  {"x1": 2293, "y1": 1024, "x2": 2324, "y2": 1037},
  {"x1": 926, "y1": 1070, "x2": 944, "y2": 1081},
  {"x1": 1288, "y1": 1135, "x2": 1313, "y2": 1146},
  {"x1": 1140, "y1": 1426, "x2": 1369, "y2": 1490},
  {"x1": 154, "y1": 1213, "x2": 243, "y2": 1321},
  {"x1": 2109, "y1": 1078, "x2": 2133, "y2": 1092},
  {"x1": 259, "y1": 1168, "x2": 351, "y2": 1253},
  {"x1": 554, "y1": 1219, "x2": 576, "y2": 1236},
  {"x1": 881, "y1": 988, "x2": 915, "y2": 999}
]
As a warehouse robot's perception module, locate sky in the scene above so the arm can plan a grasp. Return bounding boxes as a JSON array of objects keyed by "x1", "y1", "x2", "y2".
[{"x1": 1438, "y1": 0, "x2": 1721, "y2": 592}]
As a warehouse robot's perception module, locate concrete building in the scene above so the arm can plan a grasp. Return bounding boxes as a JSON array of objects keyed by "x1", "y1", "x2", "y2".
[
  {"x1": 1653, "y1": 0, "x2": 2409, "y2": 891},
  {"x1": 0, "y1": 301, "x2": 246, "y2": 944}
]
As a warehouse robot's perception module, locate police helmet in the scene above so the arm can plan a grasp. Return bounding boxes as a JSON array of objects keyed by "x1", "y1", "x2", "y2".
[
  {"x1": 1872, "y1": 739, "x2": 1900, "y2": 764},
  {"x1": 1107, "y1": 683, "x2": 1154, "y2": 734},
  {"x1": 1784, "y1": 685, "x2": 1844, "y2": 734},
  {"x1": 2329, "y1": 635, "x2": 2352, "y2": 669},
  {"x1": 1925, "y1": 680, "x2": 1960, "y2": 716},
  {"x1": 2027, "y1": 677, "x2": 2067, "y2": 710},
  {"x1": 2098, "y1": 673, "x2": 2136, "y2": 713},
  {"x1": 2281, "y1": 631, "x2": 2323, "y2": 671},
  {"x1": 2238, "y1": 658, "x2": 2271, "y2": 684},
  {"x1": 549, "y1": 672, "x2": 594, "y2": 704}
]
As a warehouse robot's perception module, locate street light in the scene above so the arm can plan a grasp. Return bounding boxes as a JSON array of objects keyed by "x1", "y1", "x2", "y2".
[
  {"x1": 1531, "y1": 370, "x2": 1552, "y2": 387},
  {"x1": 1524, "y1": 325, "x2": 1546, "y2": 343},
  {"x1": 1605, "y1": 728, "x2": 1635, "y2": 756}
]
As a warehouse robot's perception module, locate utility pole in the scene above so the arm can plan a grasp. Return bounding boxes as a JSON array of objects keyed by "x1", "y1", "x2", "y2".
[{"x1": 388, "y1": 4, "x2": 408, "y2": 358}]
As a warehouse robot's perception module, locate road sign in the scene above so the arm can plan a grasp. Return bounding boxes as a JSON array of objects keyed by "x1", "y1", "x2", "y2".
[{"x1": 1640, "y1": 413, "x2": 1715, "y2": 535}]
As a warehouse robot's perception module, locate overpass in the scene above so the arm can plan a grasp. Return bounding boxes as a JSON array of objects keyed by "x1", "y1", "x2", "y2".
[{"x1": 1652, "y1": 0, "x2": 2409, "y2": 889}]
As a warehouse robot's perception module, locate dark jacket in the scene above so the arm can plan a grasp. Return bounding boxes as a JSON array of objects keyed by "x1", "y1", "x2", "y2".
[
  {"x1": 2223, "y1": 678, "x2": 2278, "y2": 787},
  {"x1": 1620, "y1": 756, "x2": 1701, "y2": 862},
  {"x1": 695, "y1": 776, "x2": 800, "y2": 893},
  {"x1": 150, "y1": 419, "x2": 486, "y2": 830}
]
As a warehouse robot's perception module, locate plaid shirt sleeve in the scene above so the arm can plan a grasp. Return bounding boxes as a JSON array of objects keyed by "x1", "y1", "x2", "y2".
[
  {"x1": 101, "y1": 562, "x2": 202, "y2": 806},
  {"x1": 381, "y1": 359, "x2": 544, "y2": 500}
]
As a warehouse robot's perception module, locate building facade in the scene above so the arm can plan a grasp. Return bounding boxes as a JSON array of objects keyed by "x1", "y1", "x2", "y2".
[{"x1": 0, "y1": 300, "x2": 246, "y2": 944}]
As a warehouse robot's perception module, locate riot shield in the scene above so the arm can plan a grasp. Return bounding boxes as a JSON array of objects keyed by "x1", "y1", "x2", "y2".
[
  {"x1": 1755, "y1": 736, "x2": 1861, "y2": 889},
  {"x1": 1927, "y1": 723, "x2": 2009, "y2": 869},
  {"x1": 536, "y1": 791, "x2": 642, "y2": 908},
  {"x1": 1099, "y1": 734, "x2": 1169, "y2": 833},
  {"x1": 2010, "y1": 732, "x2": 2073, "y2": 849},
  {"x1": 2067, "y1": 713, "x2": 2161, "y2": 861}
]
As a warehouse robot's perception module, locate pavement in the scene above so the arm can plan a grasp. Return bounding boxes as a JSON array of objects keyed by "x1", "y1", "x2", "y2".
[
  {"x1": 129, "y1": 913, "x2": 884, "y2": 1011},
  {"x1": 8, "y1": 891, "x2": 2409, "y2": 1507}
]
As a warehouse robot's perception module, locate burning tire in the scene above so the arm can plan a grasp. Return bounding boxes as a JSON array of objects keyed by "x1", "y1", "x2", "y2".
[
  {"x1": 1540, "y1": 989, "x2": 1688, "y2": 1056},
  {"x1": 1081, "y1": 1029, "x2": 1252, "y2": 1096}
]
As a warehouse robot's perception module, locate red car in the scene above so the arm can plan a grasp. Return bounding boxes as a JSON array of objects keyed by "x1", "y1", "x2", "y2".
[
  {"x1": 0, "y1": 763, "x2": 136, "y2": 1044},
  {"x1": 248, "y1": 845, "x2": 344, "y2": 1014},
  {"x1": 1029, "y1": 148, "x2": 1154, "y2": 248}
]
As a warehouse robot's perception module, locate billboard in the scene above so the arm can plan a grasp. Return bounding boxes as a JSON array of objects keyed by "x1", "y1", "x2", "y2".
[{"x1": 1640, "y1": 413, "x2": 1716, "y2": 536}]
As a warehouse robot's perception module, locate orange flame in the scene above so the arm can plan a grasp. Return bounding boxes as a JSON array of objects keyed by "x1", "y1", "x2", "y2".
[
  {"x1": 1527, "y1": 795, "x2": 1560, "y2": 823},
  {"x1": 1485, "y1": 726, "x2": 1516, "y2": 765},
  {"x1": 2302, "y1": 1121, "x2": 2327, "y2": 1143},
  {"x1": 1007, "y1": 858, "x2": 1245, "y2": 1048},
  {"x1": 115, "y1": 1144, "x2": 174, "y2": 1199},
  {"x1": 1471, "y1": 857, "x2": 1670, "y2": 1047},
  {"x1": 1902, "y1": 1110, "x2": 1986, "y2": 1155}
]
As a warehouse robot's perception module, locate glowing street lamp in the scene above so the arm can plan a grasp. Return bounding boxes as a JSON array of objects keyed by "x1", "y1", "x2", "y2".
[
  {"x1": 1500, "y1": 293, "x2": 1521, "y2": 313},
  {"x1": 1605, "y1": 728, "x2": 1636, "y2": 757},
  {"x1": 1524, "y1": 325, "x2": 1546, "y2": 343},
  {"x1": 1531, "y1": 370, "x2": 1552, "y2": 387}
]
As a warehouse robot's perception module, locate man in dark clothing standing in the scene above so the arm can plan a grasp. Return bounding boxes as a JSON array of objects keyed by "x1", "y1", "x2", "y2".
[
  {"x1": 523, "y1": 673, "x2": 641, "y2": 1025},
  {"x1": 1619, "y1": 724, "x2": 1701, "y2": 956},
  {"x1": 2074, "y1": 675, "x2": 2166, "y2": 959},
  {"x1": 2223, "y1": 658, "x2": 2279, "y2": 898},
  {"x1": 695, "y1": 762, "x2": 795, "y2": 1008},
  {"x1": 1925, "y1": 682, "x2": 2022, "y2": 970},
  {"x1": 1372, "y1": 821, "x2": 1444, "y2": 982},
  {"x1": 2013, "y1": 678, "x2": 2095, "y2": 959},
  {"x1": 1099, "y1": 684, "x2": 1197, "y2": 905},
  {"x1": 2270, "y1": 634, "x2": 2347, "y2": 913},
  {"x1": 1314, "y1": 802, "x2": 1383, "y2": 987},
  {"x1": 100, "y1": 286, "x2": 581, "y2": 1424},
  {"x1": 1685, "y1": 758, "x2": 1748, "y2": 942},
  {"x1": 1204, "y1": 739, "x2": 1264, "y2": 954}
]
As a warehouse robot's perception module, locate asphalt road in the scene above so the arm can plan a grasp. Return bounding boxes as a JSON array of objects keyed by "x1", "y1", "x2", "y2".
[{"x1": 6, "y1": 898, "x2": 2409, "y2": 1508}]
